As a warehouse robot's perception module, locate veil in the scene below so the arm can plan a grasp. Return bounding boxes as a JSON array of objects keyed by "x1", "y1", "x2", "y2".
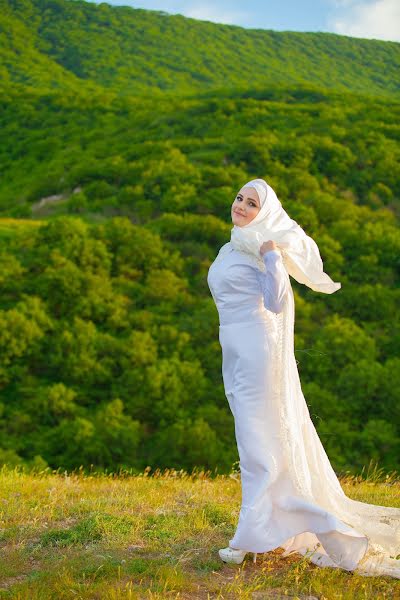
[
  {"x1": 230, "y1": 178, "x2": 341, "y2": 294},
  {"x1": 229, "y1": 179, "x2": 400, "y2": 577}
]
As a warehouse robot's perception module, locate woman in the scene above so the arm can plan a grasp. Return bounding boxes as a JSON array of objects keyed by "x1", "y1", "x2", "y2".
[{"x1": 207, "y1": 178, "x2": 400, "y2": 578}]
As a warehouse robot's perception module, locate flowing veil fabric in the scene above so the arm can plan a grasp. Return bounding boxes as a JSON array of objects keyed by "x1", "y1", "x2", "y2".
[
  {"x1": 275, "y1": 275, "x2": 400, "y2": 577},
  {"x1": 229, "y1": 179, "x2": 400, "y2": 578}
]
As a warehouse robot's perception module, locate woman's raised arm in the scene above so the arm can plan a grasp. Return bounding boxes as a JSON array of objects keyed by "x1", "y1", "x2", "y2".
[{"x1": 256, "y1": 249, "x2": 289, "y2": 314}]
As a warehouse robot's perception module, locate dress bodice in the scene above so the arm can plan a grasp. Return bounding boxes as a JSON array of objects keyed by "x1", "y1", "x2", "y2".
[{"x1": 207, "y1": 242, "x2": 289, "y2": 327}]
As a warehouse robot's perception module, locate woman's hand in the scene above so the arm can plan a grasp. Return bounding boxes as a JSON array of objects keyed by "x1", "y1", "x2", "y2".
[{"x1": 260, "y1": 240, "x2": 278, "y2": 256}]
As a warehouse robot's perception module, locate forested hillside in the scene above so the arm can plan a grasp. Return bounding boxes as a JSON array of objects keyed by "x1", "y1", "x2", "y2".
[
  {"x1": 0, "y1": 0, "x2": 399, "y2": 475},
  {"x1": 1, "y1": 0, "x2": 400, "y2": 98}
]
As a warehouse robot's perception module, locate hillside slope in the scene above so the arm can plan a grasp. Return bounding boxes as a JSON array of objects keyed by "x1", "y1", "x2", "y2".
[
  {"x1": 1, "y1": 83, "x2": 399, "y2": 216},
  {"x1": 1, "y1": 0, "x2": 399, "y2": 98}
]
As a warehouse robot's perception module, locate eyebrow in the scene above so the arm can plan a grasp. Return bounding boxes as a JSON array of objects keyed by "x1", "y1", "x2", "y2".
[{"x1": 237, "y1": 193, "x2": 259, "y2": 206}]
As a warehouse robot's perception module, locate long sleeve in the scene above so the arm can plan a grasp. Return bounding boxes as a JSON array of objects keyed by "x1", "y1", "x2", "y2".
[{"x1": 256, "y1": 249, "x2": 289, "y2": 314}]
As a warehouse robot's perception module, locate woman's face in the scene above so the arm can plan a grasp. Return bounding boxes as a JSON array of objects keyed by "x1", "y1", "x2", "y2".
[{"x1": 231, "y1": 186, "x2": 261, "y2": 226}]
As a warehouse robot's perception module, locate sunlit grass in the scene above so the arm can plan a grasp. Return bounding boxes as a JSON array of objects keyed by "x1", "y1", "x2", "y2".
[
  {"x1": 0, "y1": 218, "x2": 43, "y2": 227},
  {"x1": 0, "y1": 463, "x2": 399, "y2": 599}
]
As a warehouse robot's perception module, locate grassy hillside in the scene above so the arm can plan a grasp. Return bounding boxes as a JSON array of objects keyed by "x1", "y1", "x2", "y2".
[
  {"x1": 0, "y1": 464, "x2": 399, "y2": 598},
  {"x1": 1, "y1": 0, "x2": 400, "y2": 99}
]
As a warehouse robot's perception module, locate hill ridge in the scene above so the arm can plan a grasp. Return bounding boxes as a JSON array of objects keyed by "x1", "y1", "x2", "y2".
[{"x1": 1, "y1": 0, "x2": 399, "y2": 98}]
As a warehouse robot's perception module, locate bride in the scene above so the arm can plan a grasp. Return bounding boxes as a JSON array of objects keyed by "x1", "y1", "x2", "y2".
[{"x1": 207, "y1": 178, "x2": 400, "y2": 578}]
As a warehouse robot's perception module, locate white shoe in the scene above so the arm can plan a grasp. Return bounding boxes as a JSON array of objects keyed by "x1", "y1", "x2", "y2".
[{"x1": 218, "y1": 546, "x2": 257, "y2": 564}]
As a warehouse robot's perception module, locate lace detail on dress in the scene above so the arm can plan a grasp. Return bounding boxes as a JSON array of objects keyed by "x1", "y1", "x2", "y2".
[{"x1": 228, "y1": 240, "x2": 266, "y2": 271}]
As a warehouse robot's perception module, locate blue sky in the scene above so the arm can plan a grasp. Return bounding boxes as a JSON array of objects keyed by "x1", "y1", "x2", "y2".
[{"x1": 90, "y1": 0, "x2": 399, "y2": 42}]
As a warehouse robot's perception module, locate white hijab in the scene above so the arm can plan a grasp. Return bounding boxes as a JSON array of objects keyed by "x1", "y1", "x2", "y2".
[{"x1": 230, "y1": 178, "x2": 341, "y2": 294}]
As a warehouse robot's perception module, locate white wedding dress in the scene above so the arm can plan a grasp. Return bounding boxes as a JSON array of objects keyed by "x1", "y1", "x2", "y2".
[{"x1": 207, "y1": 241, "x2": 400, "y2": 578}]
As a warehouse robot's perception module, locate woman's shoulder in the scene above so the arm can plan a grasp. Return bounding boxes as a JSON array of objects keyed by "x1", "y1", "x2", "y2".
[
  {"x1": 218, "y1": 241, "x2": 233, "y2": 255},
  {"x1": 212, "y1": 241, "x2": 233, "y2": 261}
]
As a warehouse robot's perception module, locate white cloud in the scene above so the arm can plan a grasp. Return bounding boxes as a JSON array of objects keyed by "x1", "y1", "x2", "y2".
[
  {"x1": 329, "y1": 0, "x2": 400, "y2": 42},
  {"x1": 184, "y1": 2, "x2": 249, "y2": 26},
  {"x1": 98, "y1": 1, "x2": 250, "y2": 27}
]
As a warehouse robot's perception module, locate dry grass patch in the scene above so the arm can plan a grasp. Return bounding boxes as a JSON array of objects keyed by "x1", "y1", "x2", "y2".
[{"x1": 0, "y1": 464, "x2": 398, "y2": 599}]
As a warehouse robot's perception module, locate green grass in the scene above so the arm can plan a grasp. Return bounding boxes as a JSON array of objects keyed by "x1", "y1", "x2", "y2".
[{"x1": 0, "y1": 465, "x2": 399, "y2": 599}]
